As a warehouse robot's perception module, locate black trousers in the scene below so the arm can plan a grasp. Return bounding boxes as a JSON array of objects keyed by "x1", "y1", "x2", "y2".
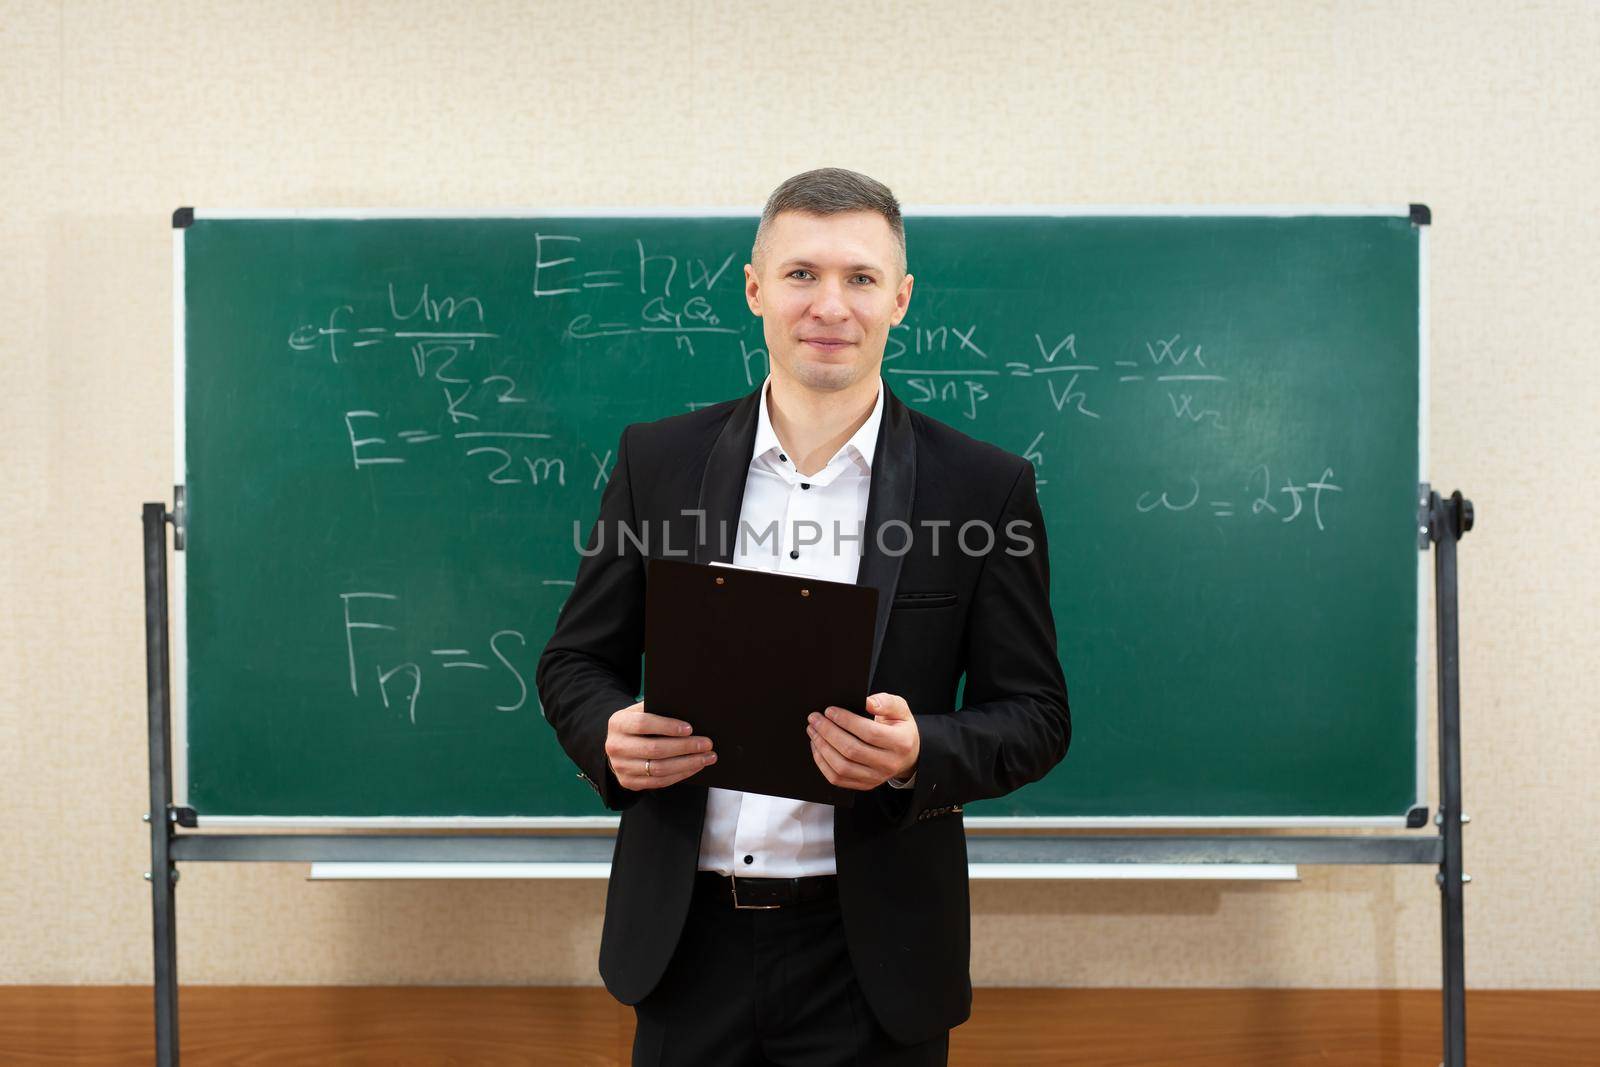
[{"x1": 630, "y1": 874, "x2": 950, "y2": 1067}]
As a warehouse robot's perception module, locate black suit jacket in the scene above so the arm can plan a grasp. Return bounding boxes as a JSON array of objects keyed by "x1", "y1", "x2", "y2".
[{"x1": 535, "y1": 378, "x2": 1070, "y2": 1044}]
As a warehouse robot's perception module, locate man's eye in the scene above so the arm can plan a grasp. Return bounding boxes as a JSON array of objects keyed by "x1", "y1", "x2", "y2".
[
  {"x1": 788, "y1": 269, "x2": 813, "y2": 280},
  {"x1": 852, "y1": 274, "x2": 874, "y2": 285}
]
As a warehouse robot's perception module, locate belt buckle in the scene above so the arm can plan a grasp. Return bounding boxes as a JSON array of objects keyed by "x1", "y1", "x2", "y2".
[{"x1": 730, "y1": 876, "x2": 781, "y2": 911}]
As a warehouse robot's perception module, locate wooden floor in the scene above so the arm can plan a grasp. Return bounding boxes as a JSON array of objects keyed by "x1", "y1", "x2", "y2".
[{"x1": 2, "y1": 986, "x2": 1594, "y2": 1065}]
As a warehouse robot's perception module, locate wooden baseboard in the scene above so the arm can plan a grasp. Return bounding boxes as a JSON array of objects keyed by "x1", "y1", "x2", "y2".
[{"x1": 2, "y1": 986, "x2": 1593, "y2": 1065}]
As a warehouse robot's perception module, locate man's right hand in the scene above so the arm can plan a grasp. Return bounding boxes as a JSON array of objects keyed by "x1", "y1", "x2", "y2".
[{"x1": 605, "y1": 701, "x2": 716, "y2": 790}]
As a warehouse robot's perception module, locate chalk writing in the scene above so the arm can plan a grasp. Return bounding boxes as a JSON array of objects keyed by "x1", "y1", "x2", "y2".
[
  {"x1": 341, "y1": 591, "x2": 533, "y2": 722},
  {"x1": 1137, "y1": 466, "x2": 1344, "y2": 529}
]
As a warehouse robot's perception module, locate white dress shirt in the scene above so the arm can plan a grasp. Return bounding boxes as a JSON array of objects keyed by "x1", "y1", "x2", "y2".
[{"x1": 696, "y1": 374, "x2": 885, "y2": 878}]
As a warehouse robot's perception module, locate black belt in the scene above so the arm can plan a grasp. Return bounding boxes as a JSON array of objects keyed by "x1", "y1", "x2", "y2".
[{"x1": 696, "y1": 869, "x2": 838, "y2": 910}]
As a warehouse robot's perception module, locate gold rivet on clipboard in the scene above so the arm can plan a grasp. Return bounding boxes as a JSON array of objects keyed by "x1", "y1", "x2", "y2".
[
  {"x1": 715, "y1": 577, "x2": 725, "y2": 586},
  {"x1": 801, "y1": 588, "x2": 810, "y2": 597}
]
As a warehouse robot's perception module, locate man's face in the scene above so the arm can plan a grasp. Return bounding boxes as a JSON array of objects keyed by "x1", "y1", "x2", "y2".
[{"x1": 744, "y1": 210, "x2": 914, "y2": 394}]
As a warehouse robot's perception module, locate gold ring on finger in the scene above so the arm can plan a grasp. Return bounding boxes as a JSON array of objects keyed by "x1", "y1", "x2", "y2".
[{"x1": 645, "y1": 758, "x2": 653, "y2": 777}]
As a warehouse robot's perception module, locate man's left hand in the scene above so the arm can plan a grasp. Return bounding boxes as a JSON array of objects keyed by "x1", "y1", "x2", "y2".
[{"x1": 807, "y1": 692, "x2": 919, "y2": 791}]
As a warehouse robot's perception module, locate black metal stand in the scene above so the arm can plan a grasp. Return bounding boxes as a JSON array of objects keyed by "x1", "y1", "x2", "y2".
[
  {"x1": 1430, "y1": 489, "x2": 1474, "y2": 1067},
  {"x1": 142, "y1": 502, "x2": 180, "y2": 1066},
  {"x1": 141, "y1": 491, "x2": 1474, "y2": 1066}
]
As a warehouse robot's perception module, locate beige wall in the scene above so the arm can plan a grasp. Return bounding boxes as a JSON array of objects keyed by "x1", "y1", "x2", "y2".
[{"x1": 2, "y1": 0, "x2": 1595, "y2": 988}]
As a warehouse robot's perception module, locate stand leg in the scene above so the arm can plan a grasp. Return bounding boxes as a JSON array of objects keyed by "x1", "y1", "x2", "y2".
[
  {"x1": 143, "y1": 503, "x2": 179, "y2": 1066},
  {"x1": 1431, "y1": 490, "x2": 1471, "y2": 1067}
]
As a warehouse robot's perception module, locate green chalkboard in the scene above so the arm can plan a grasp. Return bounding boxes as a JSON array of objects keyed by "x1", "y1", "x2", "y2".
[{"x1": 176, "y1": 209, "x2": 1425, "y2": 824}]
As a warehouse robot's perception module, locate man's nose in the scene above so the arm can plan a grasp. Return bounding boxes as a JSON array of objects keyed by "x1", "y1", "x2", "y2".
[{"x1": 810, "y1": 280, "x2": 849, "y2": 321}]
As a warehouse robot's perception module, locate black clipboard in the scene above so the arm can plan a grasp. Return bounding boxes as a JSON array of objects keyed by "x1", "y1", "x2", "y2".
[{"x1": 643, "y1": 556, "x2": 879, "y2": 806}]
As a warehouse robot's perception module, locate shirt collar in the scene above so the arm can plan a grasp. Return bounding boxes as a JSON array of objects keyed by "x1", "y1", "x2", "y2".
[{"x1": 751, "y1": 373, "x2": 884, "y2": 475}]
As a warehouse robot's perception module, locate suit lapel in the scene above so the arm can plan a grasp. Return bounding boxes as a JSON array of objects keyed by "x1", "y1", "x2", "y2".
[
  {"x1": 857, "y1": 382, "x2": 916, "y2": 686},
  {"x1": 692, "y1": 385, "x2": 763, "y2": 565}
]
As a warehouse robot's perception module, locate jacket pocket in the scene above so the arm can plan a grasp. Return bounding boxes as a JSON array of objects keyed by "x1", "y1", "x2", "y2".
[
  {"x1": 892, "y1": 591, "x2": 958, "y2": 611},
  {"x1": 916, "y1": 804, "x2": 965, "y2": 822}
]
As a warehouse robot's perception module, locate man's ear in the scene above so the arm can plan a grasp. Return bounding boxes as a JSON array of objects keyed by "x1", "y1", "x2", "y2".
[
  {"x1": 744, "y1": 263, "x2": 763, "y2": 316},
  {"x1": 891, "y1": 272, "x2": 914, "y2": 325}
]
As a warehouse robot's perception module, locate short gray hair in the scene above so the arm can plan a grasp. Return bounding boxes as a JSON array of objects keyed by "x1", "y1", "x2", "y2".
[{"x1": 752, "y1": 167, "x2": 907, "y2": 276}]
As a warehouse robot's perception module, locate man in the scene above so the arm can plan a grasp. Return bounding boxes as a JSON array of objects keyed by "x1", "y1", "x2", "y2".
[{"x1": 536, "y1": 167, "x2": 1070, "y2": 1066}]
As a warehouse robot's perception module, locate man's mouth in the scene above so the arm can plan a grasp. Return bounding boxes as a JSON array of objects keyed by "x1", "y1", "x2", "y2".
[{"x1": 802, "y1": 338, "x2": 852, "y2": 351}]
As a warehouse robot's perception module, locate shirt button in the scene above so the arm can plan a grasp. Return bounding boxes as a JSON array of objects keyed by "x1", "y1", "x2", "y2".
[
  {"x1": 789, "y1": 549, "x2": 799, "y2": 559},
  {"x1": 800, "y1": 483, "x2": 810, "y2": 490},
  {"x1": 778, "y1": 453, "x2": 787, "y2": 462},
  {"x1": 743, "y1": 855, "x2": 754, "y2": 865}
]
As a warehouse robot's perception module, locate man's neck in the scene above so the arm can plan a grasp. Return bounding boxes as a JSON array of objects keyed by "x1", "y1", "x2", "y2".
[{"x1": 766, "y1": 372, "x2": 880, "y2": 478}]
